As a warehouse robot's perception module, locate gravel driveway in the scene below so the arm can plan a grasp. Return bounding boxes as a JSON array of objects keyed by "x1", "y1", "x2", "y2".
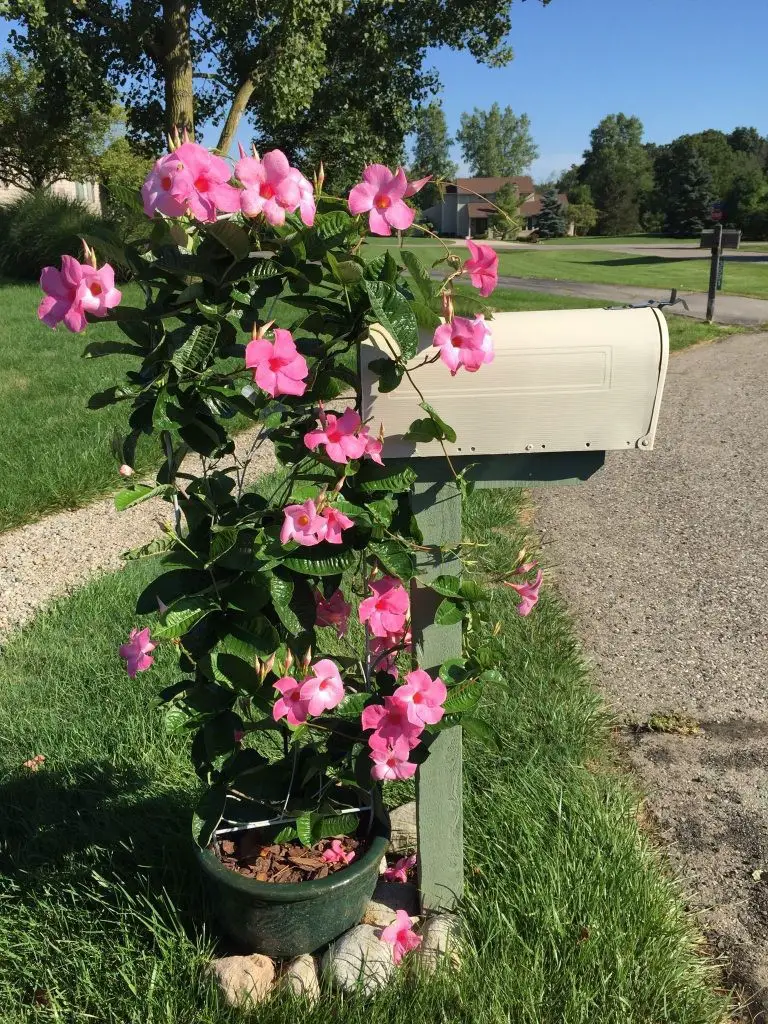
[{"x1": 535, "y1": 331, "x2": 768, "y2": 1012}]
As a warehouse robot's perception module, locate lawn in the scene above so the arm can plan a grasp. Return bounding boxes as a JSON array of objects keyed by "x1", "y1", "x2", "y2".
[
  {"x1": 539, "y1": 234, "x2": 697, "y2": 246},
  {"x1": 0, "y1": 485, "x2": 729, "y2": 1023},
  {"x1": 0, "y1": 280, "x2": 743, "y2": 534},
  {"x1": 375, "y1": 239, "x2": 768, "y2": 300}
]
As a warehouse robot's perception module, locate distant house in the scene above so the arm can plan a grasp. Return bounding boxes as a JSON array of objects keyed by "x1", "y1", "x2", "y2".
[
  {"x1": 422, "y1": 175, "x2": 573, "y2": 238},
  {"x1": 0, "y1": 179, "x2": 101, "y2": 213}
]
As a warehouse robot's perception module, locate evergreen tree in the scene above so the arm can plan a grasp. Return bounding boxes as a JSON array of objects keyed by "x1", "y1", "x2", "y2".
[
  {"x1": 581, "y1": 114, "x2": 653, "y2": 234},
  {"x1": 536, "y1": 188, "x2": 566, "y2": 238},
  {"x1": 662, "y1": 141, "x2": 714, "y2": 237}
]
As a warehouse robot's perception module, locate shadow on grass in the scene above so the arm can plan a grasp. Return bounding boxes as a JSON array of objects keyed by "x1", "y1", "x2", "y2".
[{"x1": 2, "y1": 759, "x2": 211, "y2": 937}]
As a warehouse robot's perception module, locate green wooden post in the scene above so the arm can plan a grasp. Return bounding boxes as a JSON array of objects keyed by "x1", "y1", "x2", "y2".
[
  {"x1": 399, "y1": 451, "x2": 605, "y2": 913},
  {"x1": 410, "y1": 475, "x2": 464, "y2": 913}
]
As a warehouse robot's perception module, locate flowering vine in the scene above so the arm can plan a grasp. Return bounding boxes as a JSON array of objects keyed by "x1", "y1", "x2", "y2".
[{"x1": 36, "y1": 135, "x2": 541, "y2": 874}]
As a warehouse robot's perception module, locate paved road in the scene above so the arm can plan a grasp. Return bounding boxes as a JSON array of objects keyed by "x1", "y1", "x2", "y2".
[
  {"x1": 494, "y1": 273, "x2": 768, "y2": 326},
  {"x1": 535, "y1": 332, "x2": 768, "y2": 1010}
]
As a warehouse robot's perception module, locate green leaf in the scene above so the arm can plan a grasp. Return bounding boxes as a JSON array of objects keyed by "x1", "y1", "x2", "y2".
[
  {"x1": 315, "y1": 813, "x2": 358, "y2": 840},
  {"x1": 225, "y1": 579, "x2": 271, "y2": 616},
  {"x1": 82, "y1": 339, "x2": 142, "y2": 359},
  {"x1": 356, "y1": 463, "x2": 417, "y2": 495},
  {"x1": 369, "y1": 540, "x2": 416, "y2": 580},
  {"x1": 170, "y1": 323, "x2": 220, "y2": 371},
  {"x1": 315, "y1": 210, "x2": 354, "y2": 241},
  {"x1": 459, "y1": 580, "x2": 487, "y2": 603},
  {"x1": 403, "y1": 417, "x2": 440, "y2": 444},
  {"x1": 136, "y1": 569, "x2": 210, "y2": 614},
  {"x1": 296, "y1": 812, "x2": 317, "y2": 848},
  {"x1": 269, "y1": 574, "x2": 300, "y2": 634},
  {"x1": 461, "y1": 715, "x2": 503, "y2": 750},
  {"x1": 368, "y1": 355, "x2": 404, "y2": 394},
  {"x1": 203, "y1": 711, "x2": 243, "y2": 762},
  {"x1": 282, "y1": 547, "x2": 357, "y2": 577},
  {"x1": 412, "y1": 300, "x2": 442, "y2": 331},
  {"x1": 154, "y1": 596, "x2": 216, "y2": 639},
  {"x1": 223, "y1": 616, "x2": 280, "y2": 659},
  {"x1": 192, "y1": 785, "x2": 227, "y2": 848},
  {"x1": 273, "y1": 825, "x2": 298, "y2": 844},
  {"x1": 478, "y1": 669, "x2": 506, "y2": 687},
  {"x1": 401, "y1": 250, "x2": 436, "y2": 303},
  {"x1": 419, "y1": 401, "x2": 457, "y2": 444},
  {"x1": 335, "y1": 692, "x2": 369, "y2": 719},
  {"x1": 430, "y1": 575, "x2": 462, "y2": 598},
  {"x1": 114, "y1": 484, "x2": 170, "y2": 512},
  {"x1": 442, "y1": 683, "x2": 482, "y2": 714},
  {"x1": 363, "y1": 281, "x2": 419, "y2": 361},
  {"x1": 439, "y1": 658, "x2": 468, "y2": 685},
  {"x1": 206, "y1": 221, "x2": 251, "y2": 260},
  {"x1": 247, "y1": 259, "x2": 282, "y2": 280},
  {"x1": 435, "y1": 598, "x2": 465, "y2": 626},
  {"x1": 206, "y1": 526, "x2": 240, "y2": 566},
  {"x1": 122, "y1": 536, "x2": 177, "y2": 561}
]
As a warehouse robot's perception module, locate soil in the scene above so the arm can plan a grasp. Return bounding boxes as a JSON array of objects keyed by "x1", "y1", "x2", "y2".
[{"x1": 215, "y1": 832, "x2": 366, "y2": 884}]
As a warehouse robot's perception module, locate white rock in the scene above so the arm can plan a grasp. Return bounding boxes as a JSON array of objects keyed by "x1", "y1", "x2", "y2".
[
  {"x1": 388, "y1": 801, "x2": 417, "y2": 855},
  {"x1": 322, "y1": 924, "x2": 394, "y2": 996},
  {"x1": 362, "y1": 880, "x2": 420, "y2": 927},
  {"x1": 413, "y1": 913, "x2": 461, "y2": 975},
  {"x1": 210, "y1": 953, "x2": 275, "y2": 1006},
  {"x1": 276, "y1": 954, "x2": 320, "y2": 1003}
]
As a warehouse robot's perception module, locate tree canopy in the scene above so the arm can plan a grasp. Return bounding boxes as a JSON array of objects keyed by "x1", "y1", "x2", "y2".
[
  {"x1": 457, "y1": 103, "x2": 538, "y2": 177},
  {"x1": 580, "y1": 114, "x2": 653, "y2": 235}
]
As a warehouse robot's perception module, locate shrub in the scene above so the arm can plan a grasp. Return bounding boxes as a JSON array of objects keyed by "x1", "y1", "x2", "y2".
[{"x1": 0, "y1": 190, "x2": 114, "y2": 281}]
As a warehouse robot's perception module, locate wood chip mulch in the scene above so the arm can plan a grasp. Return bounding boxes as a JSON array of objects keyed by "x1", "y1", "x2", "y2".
[{"x1": 215, "y1": 832, "x2": 365, "y2": 883}]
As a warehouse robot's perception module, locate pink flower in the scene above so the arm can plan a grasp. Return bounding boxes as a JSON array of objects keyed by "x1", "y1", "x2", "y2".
[
  {"x1": 432, "y1": 315, "x2": 494, "y2": 376},
  {"x1": 464, "y1": 240, "x2": 499, "y2": 298},
  {"x1": 358, "y1": 577, "x2": 410, "y2": 638},
  {"x1": 361, "y1": 696, "x2": 423, "y2": 747},
  {"x1": 141, "y1": 151, "x2": 191, "y2": 218},
  {"x1": 304, "y1": 408, "x2": 368, "y2": 464},
  {"x1": 369, "y1": 733, "x2": 418, "y2": 782},
  {"x1": 368, "y1": 628, "x2": 411, "y2": 679},
  {"x1": 314, "y1": 589, "x2": 351, "y2": 637},
  {"x1": 118, "y1": 464, "x2": 134, "y2": 478},
  {"x1": 38, "y1": 256, "x2": 121, "y2": 333},
  {"x1": 280, "y1": 499, "x2": 327, "y2": 546},
  {"x1": 364, "y1": 432, "x2": 384, "y2": 465},
  {"x1": 380, "y1": 909, "x2": 422, "y2": 965},
  {"x1": 504, "y1": 569, "x2": 543, "y2": 617},
  {"x1": 142, "y1": 142, "x2": 240, "y2": 222},
  {"x1": 119, "y1": 627, "x2": 156, "y2": 679},
  {"x1": 299, "y1": 658, "x2": 345, "y2": 716},
  {"x1": 273, "y1": 676, "x2": 310, "y2": 727},
  {"x1": 394, "y1": 669, "x2": 447, "y2": 727},
  {"x1": 321, "y1": 506, "x2": 354, "y2": 545},
  {"x1": 236, "y1": 148, "x2": 315, "y2": 227},
  {"x1": 348, "y1": 165, "x2": 416, "y2": 236},
  {"x1": 405, "y1": 174, "x2": 432, "y2": 197},
  {"x1": 245, "y1": 328, "x2": 308, "y2": 398},
  {"x1": 382, "y1": 854, "x2": 417, "y2": 884},
  {"x1": 322, "y1": 839, "x2": 355, "y2": 865}
]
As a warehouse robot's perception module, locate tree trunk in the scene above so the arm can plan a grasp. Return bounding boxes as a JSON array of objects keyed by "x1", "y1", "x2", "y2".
[
  {"x1": 163, "y1": 0, "x2": 195, "y2": 137},
  {"x1": 216, "y1": 78, "x2": 256, "y2": 156}
]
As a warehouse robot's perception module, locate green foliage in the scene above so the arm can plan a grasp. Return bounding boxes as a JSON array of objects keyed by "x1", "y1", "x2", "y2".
[
  {"x1": 657, "y1": 140, "x2": 714, "y2": 237},
  {"x1": 580, "y1": 114, "x2": 653, "y2": 236},
  {"x1": 409, "y1": 101, "x2": 458, "y2": 210},
  {"x1": 72, "y1": 175, "x2": 494, "y2": 848},
  {"x1": 0, "y1": 51, "x2": 113, "y2": 191},
  {"x1": 535, "y1": 187, "x2": 566, "y2": 239},
  {"x1": 489, "y1": 181, "x2": 523, "y2": 238},
  {"x1": 457, "y1": 102, "x2": 539, "y2": 177},
  {"x1": 0, "y1": 191, "x2": 113, "y2": 281}
]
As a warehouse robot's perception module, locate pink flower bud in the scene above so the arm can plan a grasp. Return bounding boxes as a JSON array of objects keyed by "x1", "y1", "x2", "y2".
[{"x1": 119, "y1": 464, "x2": 134, "y2": 478}]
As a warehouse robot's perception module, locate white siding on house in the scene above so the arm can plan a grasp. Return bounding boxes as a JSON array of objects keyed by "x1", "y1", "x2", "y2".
[{"x1": 0, "y1": 179, "x2": 101, "y2": 213}]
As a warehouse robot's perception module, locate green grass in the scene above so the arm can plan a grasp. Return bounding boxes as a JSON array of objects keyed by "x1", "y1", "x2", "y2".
[
  {"x1": 0, "y1": 487, "x2": 729, "y2": 1023},
  {"x1": 376, "y1": 240, "x2": 768, "y2": 300},
  {"x1": 539, "y1": 234, "x2": 698, "y2": 246}
]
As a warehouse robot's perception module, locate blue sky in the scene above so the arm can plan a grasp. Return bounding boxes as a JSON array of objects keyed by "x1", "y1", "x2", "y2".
[
  {"x1": 426, "y1": 0, "x2": 768, "y2": 180},
  {"x1": 3, "y1": 0, "x2": 767, "y2": 182}
]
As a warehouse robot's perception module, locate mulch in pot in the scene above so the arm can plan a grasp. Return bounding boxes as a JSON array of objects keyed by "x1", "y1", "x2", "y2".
[{"x1": 213, "y1": 832, "x2": 368, "y2": 883}]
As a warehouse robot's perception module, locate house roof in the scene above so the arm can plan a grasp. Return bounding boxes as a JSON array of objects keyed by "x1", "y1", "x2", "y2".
[
  {"x1": 456, "y1": 175, "x2": 535, "y2": 196},
  {"x1": 520, "y1": 193, "x2": 569, "y2": 216},
  {"x1": 467, "y1": 202, "x2": 497, "y2": 218}
]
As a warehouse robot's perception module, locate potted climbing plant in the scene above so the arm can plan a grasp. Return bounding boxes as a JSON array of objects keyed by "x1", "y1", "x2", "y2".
[{"x1": 36, "y1": 136, "x2": 541, "y2": 960}]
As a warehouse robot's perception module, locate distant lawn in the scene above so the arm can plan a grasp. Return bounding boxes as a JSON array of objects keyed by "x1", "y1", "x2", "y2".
[
  {"x1": 539, "y1": 234, "x2": 697, "y2": 246},
  {"x1": 372, "y1": 240, "x2": 768, "y2": 300}
]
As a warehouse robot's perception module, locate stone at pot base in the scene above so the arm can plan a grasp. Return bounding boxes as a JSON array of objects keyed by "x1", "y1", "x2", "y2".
[
  {"x1": 321, "y1": 924, "x2": 395, "y2": 996},
  {"x1": 276, "y1": 954, "x2": 320, "y2": 1003},
  {"x1": 210, "y1": 953, "x2": 275, "y2": 1006},
  {"x1": 388, "y1": 801, "x2": 417, "y2": 855},
  {"x1": 412, "y1": 913, "x2": 461, "y2": 975},
  {"x1": 362, "y1": 879, "x2": 419, "y2": 927}
]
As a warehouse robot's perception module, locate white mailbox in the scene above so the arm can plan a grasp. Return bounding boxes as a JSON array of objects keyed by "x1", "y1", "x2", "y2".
[{"x1": 360, "y1": 306, "x2": 669, "y2": 458}]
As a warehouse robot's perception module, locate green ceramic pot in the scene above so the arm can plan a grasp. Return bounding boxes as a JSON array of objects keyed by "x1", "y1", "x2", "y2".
[{"x1": 195, "y1": 806, "x2": 391, "y2": 958}]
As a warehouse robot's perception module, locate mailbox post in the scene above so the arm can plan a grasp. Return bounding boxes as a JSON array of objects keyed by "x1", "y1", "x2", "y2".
[{"x1": 362, "y1": 306, "x2": 669, "y2": 911}]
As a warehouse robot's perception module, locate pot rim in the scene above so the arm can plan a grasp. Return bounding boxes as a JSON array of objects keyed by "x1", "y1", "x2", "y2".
[{"x1": 194, "y1": 807, "x2": 391, "y2": 903}]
